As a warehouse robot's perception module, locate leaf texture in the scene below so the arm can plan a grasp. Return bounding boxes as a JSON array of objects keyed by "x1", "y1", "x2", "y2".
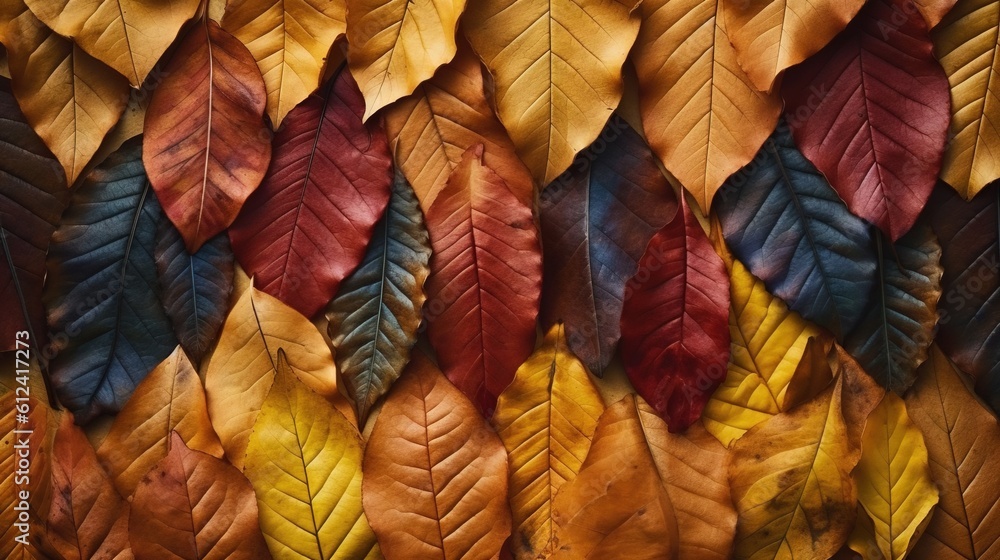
[
  {"x1": 0, "y1": 389, "x2": 54, "y2": 559},
  {"x1": 914, "y1": 0, "x2": 960, "y2": 28},
  {"x1": 245, "y1": 350, "x2": 378, "y2": 560},
  {"x1": 221, "y1": 0, "x2": 347, "y2": 126},
  {"x1": 491, "y1": 324, "x2": 605, "y2": 559},
  {"x1": 539, "y1": 116, "x2": 677, "y2": 376},
  {"x1": 463, "y1": 0, "x2": 641, "y2": 186},
  {"x1": 326, "y1": 172, "x2": 431, "y2": 422},
  {"x1": 632, "y1": 0, "x2": 782, "y2": 212},
  {"x1": 130, "y1": 433, "x2": 269, "y2": 560},
  {"x1": 424, "y1": 145, "x2": 542, "y2": 416},
  {"x1": 347, "y1": 0, "x2": 466, "y2": 120},
  {"x1": 143, "y1": 18, "x2": 271, "y2": 253},
  {"x1": 715, "y1": 122, "x2": 878, "y2": 339},
  {"x1": 363, "y1": 352, "x2": 511, "y2": 560},
  {"x1": 782, "y1": 0, "x2": 951, "y2": 241},
  {"x1": 44, "y1": 138, "x2": 177, "y2": 421},
  {"x1": 22, "y1": 0, "x2": 200, "y2": 87},
  {"x1": 619, "y1": 194, "x2": 730, "y2": 432},
  {"x1": 229, "y1": 69, "x2": 393, "y2": 317},
  {"x1": 155, "y1": 223, "x2": 235, "y2": 364}
]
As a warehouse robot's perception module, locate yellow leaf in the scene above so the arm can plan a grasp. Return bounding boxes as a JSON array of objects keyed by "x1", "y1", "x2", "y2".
[
  {"x1": 492, "y1": 324, "x2": 604, "y2": 559},
  {"x1": 721, "y1": 0, "x2": 865, "y2": 93},
  {"x1": 906, "y1": 346, "x2": 1000, "y2": 559},
  {"x1": 222, "y1": 0, "x2": 347, "y2": 127},
  {"x1": 0, "y1": 393, "x2": 54, "y2": 559},
  {"x1": 729, "y1": 376, "x2": 859, "y2": 559},
  {"x1": 463, "y1": 0, "x2": 641, "y2": 186},
  {"x1": 347, "y1": 0, "x2": 466, "y2": 121},
  {"x1": 22, "y1": 0, "x2": 200, "y2": 87},
  {"x1": 932, "y1": 0, "x2": 1000, "y2": 198},
  {"x1": 2, "y1": 3, "x2": 129, "y2": 185},
  {"x1": 204, "y1": 286, "x2": 341, "y2": 468},
  {"x1": 383, "y1": 45, "x2": 534, "y2": 211},
  {"x1": 703, "y1": 253, "x2": 830, "y2": 447},
  {"x1": 631, "y1": 0, "x2": 782, "y2": 212},
  {"x1": 244, "y1": 350, "x2": 378, "y2": 560},
  {"x1": 97, "y1": 346, "x2": 224, "y2": 497},
  {"x1": 849, "y1": 393, "x2": 938, "y2": 560}
]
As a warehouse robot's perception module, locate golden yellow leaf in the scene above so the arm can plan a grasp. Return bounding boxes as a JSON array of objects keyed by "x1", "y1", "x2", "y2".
[
  {"x1": 347, "y1": 0, "x2": 466, "y2": 121},
  {"x1": 729, "y1": 376, "x2": 859, "y2": 559},
  {"x1": 636, "y1": 405, "x2": 737, "y2": 560},
  {"x1": 0, "y1": 392, "x2": 54, "y2": 559},
  {"x1": 492, "y1": 324, "x2": 604, "y2": 559},
  {"x1": 721, "y1": 0, "x2": 865, "y2": 93},
  {"x1": 848, "y1": 393, "x2": 938, "y2": 560},
  {"x1": 463, "y1": 0, "x2": 641, "y2": 187},
  {"x1": 383, "y1": 44, "x2": 534, "y2": 211},
  {"x1": 204, "y1": 286, "x2": 341, "y2": 468},
  {"x1": 932, "y1": 0, "x2": 1000, "y2": 198},
  {"x1": 631, "y1": 0, "x2": 782, "y2": 212},
  {"x1": 2, "y1": 3, "x2": 128, "y2": 185},
  {"x1": 906, "y1": 346, "x2": 1000, "y2": 559},
  {"x1": 244, "y1": 350, "x2": 378, "y2": 560},
  {"x1": 222, "y1": 0, "x2": 347, "y2": 127},
  {"x1": 22, "y1": 0, "x2": 200, "y2": 87},
  {"x1": 547, "y1": 394, "x2": 679, "y2": 560},
  {"x1": 96, "y1": 346, "x2": 224, "y2": 498}
]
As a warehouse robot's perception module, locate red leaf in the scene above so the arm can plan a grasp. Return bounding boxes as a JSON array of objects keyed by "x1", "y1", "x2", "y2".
[
  {"x1": 425, "y1": 145, "x2": 542, "y2": 416},
  {"x1": 143, "y1": 18, "x2": 271, "y2": 253},
  {"x1": 782, "y1": 0, "x2": 951, "y2": 241},
  {"x1": 619, "y1": 195, "x2": 730, "y2": 432},
  {"x1": 229, "y1": 69, "x2": 393, "y2": 317}
]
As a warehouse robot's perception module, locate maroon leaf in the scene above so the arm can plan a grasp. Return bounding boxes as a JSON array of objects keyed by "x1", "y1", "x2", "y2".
[
  {"x1": 782, "y1": 0, "x2": 951, "y2": 241},
  {"x1": 229, "y1": 68, "x2": 393, "y2": 317},
  {"x1": 619, "y1": 195, "x2": 730, "y2": 432},
  {"x1": 425, "y1": 145, "x2": 542, "y2": 416}
]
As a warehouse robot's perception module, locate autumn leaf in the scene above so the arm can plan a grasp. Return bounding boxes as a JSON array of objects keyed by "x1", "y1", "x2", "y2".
[
  {"x1": 491, "y1": 324, "x2": 605, "y2": 559},
  {"x1": 221, "y1": 0, "x2": 346, "y2": 127},
  {"x1": 245, "y1": 350, "x2": 378, "y2": 560},
  {"x1": 913, "y1": 0, "x2": 959, "y2": 28},
  {"x1": 347, "y1": 0, "x2": 466, "y2": 120},
  {"x1": 143, "y1": 18, "x2": 271, "y2": 253},
  {"x1": 326, "y1": 171, "x2": 431, "y2": 422},
  {"x1": 781, "y1": 0, "x2": 951, "y2": 241},
  {"x1": 463, "y1": 0, "x2": 641, "y2": 186},
  {"x1": 363, "y1": 352, "x2": 511, "y2": 559},
  {"x1": 540, "y1": 116, "x2": 677, "y2": 376},
  {"x1": 22, "y1": 0, "x2": 200, "y2": 87},
  {"x1": 229, "y1": 68, "x2": 393, "y2": 318},
  {"x1": 631, "y1": 0, "x2": 782, "y2": 212},
  {"x1": 130, "y1": 433, "x2": 269, "y2": 560},
  {"x1": 425, "y1": 145, "x2": 542, "y2": 416},
  {"x1": 96, "y1": 346, "x2": 224, "y2": 498}
]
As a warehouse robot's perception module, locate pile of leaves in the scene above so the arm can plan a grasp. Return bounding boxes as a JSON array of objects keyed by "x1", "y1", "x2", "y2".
[{"x1": 1, "y1": 0, "x2": 999, "y2": 558}]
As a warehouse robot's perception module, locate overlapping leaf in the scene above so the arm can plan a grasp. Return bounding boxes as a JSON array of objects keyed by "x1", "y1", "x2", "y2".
[
  {"x1": 424, "y1": 145, "x2": 542, "y2": 416},
  {"x1": 632, "y1": 0, "x2": 782, "y2": 212},
  {"x1": 363, "y1": 352, "x2": 511, "y2": 560},
  {"x1": 715, "y1": 122, "x2": 878, "y2": 339},
  {"x1": 326, "y1": 172, "x2": 431, "y2": 422},
  {"x1": 144, "y1": 18, "x2": 271, "y2": 253},
  {"x1": 221, "y1": 0, "x2": 346, "y2": 126},
  {"x1": 620, "y1": 195, "x2": 730, "y2": 432},
  {"x1": 44, "y1": 138, "x2": 177, "y2": 421},
  {"x1": 782, "y1": 0, "x2": 951, "y2": 241},
  {"x1": 22, "y1": 0, "x2": 199, "y2": 87},
  {"x1": 155, "y1": 223, "x2": 234, "y2": 364},
  {"x1": 347, "y1": 0, "x2": 466, "y2": 120},
  {"x1": 229, "y1": 69, "x2": 392, "y2": 317},
  {"x1": 492, "y1": 324, "x2": 605, "y2": 559},
  {"x1": 463, "y1": 0, "x2": 641, "y2": 186},
  {"x1": 245, "y1": 351, "x2": 378, "y2": 560},
  {"x1": 845, "y1": 226, "x2": 942, "y2": 393},
  {"x1": 914, "y1": 0, "x2": 959, "y2": 27},
  {"x1": 540, "y1": 117, "x2": 677, "y2": 376},
  {"x1": 932, "y1": 0, "x2": 1000, "y2": 198}
]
